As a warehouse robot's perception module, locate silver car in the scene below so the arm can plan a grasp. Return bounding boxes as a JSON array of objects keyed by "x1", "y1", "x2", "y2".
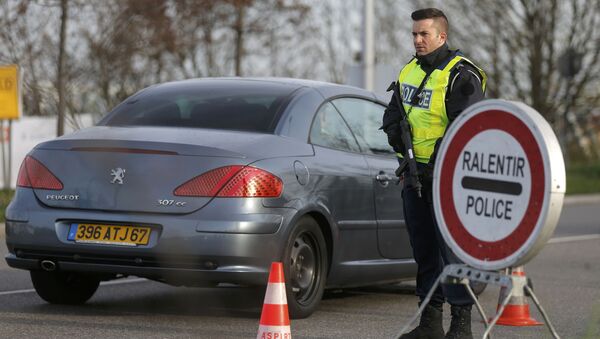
[{"x1": 5, "y1": 78, "x2": 415, "y2": 318}]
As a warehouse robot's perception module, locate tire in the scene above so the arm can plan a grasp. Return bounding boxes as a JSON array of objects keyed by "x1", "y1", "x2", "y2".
[
  {"x1": 31, "y1": 270, "x2": 100, "y2": 305},
  {"x1": 283, "y1": 216, "x2": 328, "y2": 319}
]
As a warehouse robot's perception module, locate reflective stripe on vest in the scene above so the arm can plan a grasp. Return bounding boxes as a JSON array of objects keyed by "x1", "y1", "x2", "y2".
[{"x1": 397, "y1": 55, "x2": 486, "y2": 163}]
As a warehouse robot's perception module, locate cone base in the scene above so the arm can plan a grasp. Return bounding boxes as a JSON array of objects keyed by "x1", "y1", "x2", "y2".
[
  {"x1": 257, "y1": 325, "x2": 291, "y2": 339},
  {"x1": 492, "y1": 305, "x2": 543, "y2": 327}
]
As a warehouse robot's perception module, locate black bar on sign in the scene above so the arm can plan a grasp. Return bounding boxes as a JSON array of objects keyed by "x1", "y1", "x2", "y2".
[{"x1": 461, "y1": 176, "x2": 522, "y2": 196}]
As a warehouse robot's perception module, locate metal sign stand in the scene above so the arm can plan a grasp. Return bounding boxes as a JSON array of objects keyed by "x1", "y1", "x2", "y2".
[{"x1": 396, "y1": 264, "x2": 560, "y2": 339}]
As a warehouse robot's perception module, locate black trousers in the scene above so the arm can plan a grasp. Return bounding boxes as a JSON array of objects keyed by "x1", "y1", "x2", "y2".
[{"x1": 402, "y1": 174, "x2": 473, "y2": 307}]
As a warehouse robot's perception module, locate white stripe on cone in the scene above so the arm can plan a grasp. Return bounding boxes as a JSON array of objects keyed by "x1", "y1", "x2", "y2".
[
  {"x1": 257, "y1": 325, "x2": 291, "y2": 339},
  {"x1": 263, "y1": 282, "x2": 287, "y2": 305}
]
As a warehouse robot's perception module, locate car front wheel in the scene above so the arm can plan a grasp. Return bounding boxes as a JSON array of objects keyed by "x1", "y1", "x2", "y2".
[
  {"x1": 283, "y1": 216, "x2": 328, "y2": 319},
  {"x1": 31, "y1": 270, "x2": 100, "y2": 304}
]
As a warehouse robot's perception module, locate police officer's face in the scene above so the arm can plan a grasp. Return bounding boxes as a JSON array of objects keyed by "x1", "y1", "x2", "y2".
[{"x1": 412, "y1": 19, "x2": 447, "y2": 56}]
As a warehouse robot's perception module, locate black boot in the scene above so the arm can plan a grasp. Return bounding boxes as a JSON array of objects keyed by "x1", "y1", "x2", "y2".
[
  {"x1": 445, "y1": 305, "x2": 473, "y2": 339},
  {"x1": 400, "y1": 304, "x2": 444, "y2": 339}
]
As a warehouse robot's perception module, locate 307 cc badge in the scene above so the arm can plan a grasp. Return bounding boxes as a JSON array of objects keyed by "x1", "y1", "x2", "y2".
[{"x1": 157, "y1": 199, "x2": 187, "y2": 207}]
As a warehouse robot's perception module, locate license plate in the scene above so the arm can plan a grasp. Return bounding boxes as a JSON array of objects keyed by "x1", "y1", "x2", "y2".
[{"x1": 67, "y1": 223, "x2": 151, "y2": 246}]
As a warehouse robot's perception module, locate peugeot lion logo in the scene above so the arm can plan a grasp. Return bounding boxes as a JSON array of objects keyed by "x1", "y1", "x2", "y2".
[{"x1": 110, "y1": 168, "x2": 126, "y2": 184}]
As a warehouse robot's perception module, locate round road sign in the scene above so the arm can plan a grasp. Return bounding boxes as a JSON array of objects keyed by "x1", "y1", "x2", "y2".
[{"x1": 433, "y1": 100, "x2": 566, "y2": 270}]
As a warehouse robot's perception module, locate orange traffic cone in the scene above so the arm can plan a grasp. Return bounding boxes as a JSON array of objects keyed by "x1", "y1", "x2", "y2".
[
  {"x1": 494, "y1": 266, "x2": 542, "y2": 326},
  {"x1": 257, "y1": 262, "x2": 291, "y2": 339}
]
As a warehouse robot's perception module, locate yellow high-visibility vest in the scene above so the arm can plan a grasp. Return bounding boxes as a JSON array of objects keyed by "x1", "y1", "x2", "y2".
[{"x1": 397, "y1": 54, "x2": 486, "y2": 163}]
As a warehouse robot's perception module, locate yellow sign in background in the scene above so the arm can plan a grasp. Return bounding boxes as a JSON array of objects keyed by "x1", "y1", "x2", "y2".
[{"x1": 0, "y1": 65, "x2": 21, "y2": 120}]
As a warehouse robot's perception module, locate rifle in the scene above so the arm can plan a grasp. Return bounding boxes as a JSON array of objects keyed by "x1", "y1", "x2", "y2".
[{"x1": 386, "y1": 81, "x2": 422, "y2": 198}]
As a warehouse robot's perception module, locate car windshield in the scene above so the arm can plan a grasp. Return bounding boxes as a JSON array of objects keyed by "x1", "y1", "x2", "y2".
[{"x1": 100, "y1": 80, "x2": 297, "y2": 133}]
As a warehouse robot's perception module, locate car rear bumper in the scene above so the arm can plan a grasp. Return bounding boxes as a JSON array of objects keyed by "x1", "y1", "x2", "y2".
[
  {"x1": 5, "y1": 215, "x2": 284, "y2": 286},
  {"x1": 4, "y1": 191, "x2": 297, "y2": 286}
]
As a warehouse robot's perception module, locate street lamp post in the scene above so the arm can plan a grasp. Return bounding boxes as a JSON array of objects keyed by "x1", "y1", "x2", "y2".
[
  {"x1": 557, "y1": 47, "x2": 583, "y2": 164},
  {"x1": 363, "y1": 0, "x2": 374, "y2": 91}
]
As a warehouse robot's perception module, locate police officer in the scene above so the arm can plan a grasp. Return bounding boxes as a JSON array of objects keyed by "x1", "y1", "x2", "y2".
[{"x1": 382, "y1": 8, "x2": 486, "y2": 339}]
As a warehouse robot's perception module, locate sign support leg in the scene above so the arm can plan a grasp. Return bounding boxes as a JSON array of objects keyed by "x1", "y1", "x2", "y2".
[
  {"x1": 482, "y1": 287, "x2": 513, "y2": 339},
  {"x1": 396, "y1": 264, "x2": 560, "y2": 339},
  {"x1": 461, "y1": 278, "x2": 490, "y2": 327},
  {"x1": 524, "y1": 285, "x2": 560, "y2": 338}
]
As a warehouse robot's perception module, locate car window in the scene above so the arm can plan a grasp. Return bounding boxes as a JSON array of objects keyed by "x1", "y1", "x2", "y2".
[
  {"x1": 332, "y1": 98, "x2": 395, "y2": 156},
  {"x1": 101, "y1": 81, "x2": 295, "y2": 133},
  {"x1": 309, "y1": 102, "x2": 361, "y2": 153}
]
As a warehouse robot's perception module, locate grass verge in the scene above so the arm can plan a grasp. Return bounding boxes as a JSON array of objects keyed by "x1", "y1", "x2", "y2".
[
  {"x1": 566, "y1": 162, "x2": 600, "y2": 195},
  {"x1": 0, "y1": 189, "x2": 14, "y2": 223}
]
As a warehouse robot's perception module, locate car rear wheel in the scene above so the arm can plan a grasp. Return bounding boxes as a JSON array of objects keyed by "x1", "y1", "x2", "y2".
[
  {"x1": 283, "y1": 216, "x2": 328, "y2": 319},
  {"x1": 31, "y1": 270, "x2": 100, "y2": 304}
]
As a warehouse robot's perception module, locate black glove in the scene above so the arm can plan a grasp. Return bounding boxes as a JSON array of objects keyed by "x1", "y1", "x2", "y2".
[{"x1": 383, "y1": 123, "x2": 405, "y2": 154}]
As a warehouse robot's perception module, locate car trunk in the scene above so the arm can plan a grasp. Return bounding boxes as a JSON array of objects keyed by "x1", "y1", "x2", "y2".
[{"x1": 27, "y1": 138, "x2": 250, "y2": 215}]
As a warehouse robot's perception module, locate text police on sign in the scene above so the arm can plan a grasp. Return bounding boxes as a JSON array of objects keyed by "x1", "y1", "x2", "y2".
[
  {"x1": 462, "y1": 150, "x2": 526, "y2": 221},
  {"x1": 433, "y1": 100, "x2": 565, "y2": 271}
]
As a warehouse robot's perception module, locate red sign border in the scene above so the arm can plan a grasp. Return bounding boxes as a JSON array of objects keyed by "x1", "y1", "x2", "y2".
[{"x1": 439, "y1": 110, "x2": 545, "y2": 261}]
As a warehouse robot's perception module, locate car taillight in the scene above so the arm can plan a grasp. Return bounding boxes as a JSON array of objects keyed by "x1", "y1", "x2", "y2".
[
  {"x1": 174, "y1": 165, "x2": 283, "y2": 198},
  {"x1": 17, "y1": 155, "x2": 63, "y2": 190}
]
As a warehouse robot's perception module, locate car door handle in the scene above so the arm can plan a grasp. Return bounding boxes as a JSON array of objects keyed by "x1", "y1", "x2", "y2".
[{"x1": 376, "y1": 174, "x2": 394, "y2": 182}]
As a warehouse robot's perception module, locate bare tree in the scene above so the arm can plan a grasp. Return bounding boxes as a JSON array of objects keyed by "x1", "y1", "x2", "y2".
[
  {"x1": 219, "y1": 0, "x2": 310, "y2": 77},
  {"x1": 56, "y1": 0, "x2": 68, "y2": 136},
  {"x1": 9, "y1": 0, "x2": 596, "y2": 159},
  {"x1": 387, "y1": 0, "x2": 600, "y2": 159},
  {"x1": 372, "y1": 0, "x2": 417, "y2": 68},
  {"x1": 0, "y1": 0, "x2": 89, "y2": 133},
  {"x1": 81, "y1": 0, "x2": 180, "y2": 112},
  {"x1": 170, "y1": 0, "x2": 231, "y2": 78},
  {"x1": 299, "y1": 0, "x2": 361, "y2": 83},
  {"x1": 0, "y1": 0, "x2": 55, "y2": 116},
  {"x1": 232, "y1": 0, "x2": 246, "y2": 76},
  {"x1": 446, "y1": 1, "x2": 600, "y2": 114}
]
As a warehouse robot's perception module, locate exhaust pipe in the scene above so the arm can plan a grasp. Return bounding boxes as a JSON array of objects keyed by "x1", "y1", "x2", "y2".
[{"x1": 40, "y1": 260, "x2": 57, "y2": 272}]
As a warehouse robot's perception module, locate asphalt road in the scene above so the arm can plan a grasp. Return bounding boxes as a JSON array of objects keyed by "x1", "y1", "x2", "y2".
[{"x1": 0, "y1": 197, "x2": 599, "y2": 338}]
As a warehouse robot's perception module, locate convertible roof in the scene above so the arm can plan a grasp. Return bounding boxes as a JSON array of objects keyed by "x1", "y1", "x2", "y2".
[{"x1": 153, "y1": 77, "x2": 378, "y2": 101}]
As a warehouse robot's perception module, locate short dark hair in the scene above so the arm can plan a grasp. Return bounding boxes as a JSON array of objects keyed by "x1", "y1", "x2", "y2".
[{"x1": 411, "y1": 8, "x2": 449, "y2": 34}]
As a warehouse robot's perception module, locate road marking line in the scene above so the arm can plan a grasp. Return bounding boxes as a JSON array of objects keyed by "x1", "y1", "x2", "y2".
[
  {"x1": 0, "y1": 288, "x2": 35, "y2": 296},
  {"x1": 100, "y1": 277, "x2": 147, "y2": 286},
  {"x1": 549, "y1": 234, "x2": 600, "y2": 244},
  {"x1": 0, "y1": 278, "x2": 147, "y2": 296}
]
